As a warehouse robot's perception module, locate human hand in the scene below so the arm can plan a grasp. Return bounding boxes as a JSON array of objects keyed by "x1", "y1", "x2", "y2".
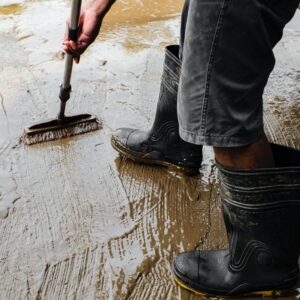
[{"x1": 63, "y1": 0, "x2": 115, "y2": 64}]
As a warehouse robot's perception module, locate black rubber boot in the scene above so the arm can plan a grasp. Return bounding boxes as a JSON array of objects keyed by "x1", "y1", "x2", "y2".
[
  {"x1": 111, "y1": 45, "x2": 202, "y2": 175},
  {"x1": 173, "y1": 143, "x2": 300, "y2": 297}
]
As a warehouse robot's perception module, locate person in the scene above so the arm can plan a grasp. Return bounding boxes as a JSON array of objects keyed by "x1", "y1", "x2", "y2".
[{"x1": 64, "y1": 0, "x2": 300, "y2": 297}]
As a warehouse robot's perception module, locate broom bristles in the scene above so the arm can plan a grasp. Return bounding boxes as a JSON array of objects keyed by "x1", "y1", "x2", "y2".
[{"x1": 22, "y1": 120, "x2": 101, "y2": 145}]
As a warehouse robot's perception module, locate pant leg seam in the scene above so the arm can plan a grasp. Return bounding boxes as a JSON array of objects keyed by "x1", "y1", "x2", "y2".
[{"x1": 200, "y1": 0, "x2": 230, "y2": 134}]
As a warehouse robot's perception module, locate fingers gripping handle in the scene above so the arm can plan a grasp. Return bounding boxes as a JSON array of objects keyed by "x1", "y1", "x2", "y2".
[{"x1": 59, "y1": 0, "x2": 82, "y2": 118}]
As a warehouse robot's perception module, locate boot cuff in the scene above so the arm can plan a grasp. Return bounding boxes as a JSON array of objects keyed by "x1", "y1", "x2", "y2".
[
  {"x1": 166, "y1": 45, "x2": 181, "y2": 64},
  {"x1": 162, "y1": 45, "x2": 181, "y2": 95},
  {"x1": 165, "y1": 45, "x2": 181, "y2": 67},
  {"x1": 217, "y1": 143, "x2": 300, "y2": 208}
]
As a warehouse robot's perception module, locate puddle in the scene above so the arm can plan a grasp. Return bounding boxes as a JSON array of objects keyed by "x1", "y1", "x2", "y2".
[
  {"x1": 103, "y1": 0, "x2": 183, "y2": 29},
  {"x1": 0, "y1": 4, "x2": 23, "y2": 15}
]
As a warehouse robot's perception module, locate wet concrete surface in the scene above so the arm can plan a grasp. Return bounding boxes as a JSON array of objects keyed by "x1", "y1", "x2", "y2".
[{"x1": 0, "y1": 1, "x2": 299, "y2": 299}]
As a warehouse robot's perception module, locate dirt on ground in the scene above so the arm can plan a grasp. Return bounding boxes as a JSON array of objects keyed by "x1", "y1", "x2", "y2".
[{"x1": 0, "y1": 1, "x2": 299, "y2": 299}]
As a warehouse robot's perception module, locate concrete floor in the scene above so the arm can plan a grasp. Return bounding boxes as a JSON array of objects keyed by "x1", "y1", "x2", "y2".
[{"x1": 0, "y1": 1, "x2": 299, "y2": 299}]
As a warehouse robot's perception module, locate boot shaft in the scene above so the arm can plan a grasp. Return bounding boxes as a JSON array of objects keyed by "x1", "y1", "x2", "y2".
[
  {"x1": 150, "y1": 46, "x2": 201, "y2": 155},
  {"x1": 218, "y1": 144, "x2": 300, "y2": 269},
  {"x1": 150, "y1": 45, "x2": 181, "y2": 140}
]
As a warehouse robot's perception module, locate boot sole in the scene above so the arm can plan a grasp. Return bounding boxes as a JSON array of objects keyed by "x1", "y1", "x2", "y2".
[
  {"x1": 174, "y1": 275, "x2": 294, "y2": 298},
  {"x1": 111, "y1": 136, "x2": 199, "y2": 176}
]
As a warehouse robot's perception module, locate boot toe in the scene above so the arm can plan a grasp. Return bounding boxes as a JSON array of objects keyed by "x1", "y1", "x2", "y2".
[
  {"x1": 111, "y1": 127, "x2": 201, "y2": 174},
  {"x1": 173, "y1": 250, "x2": 231, "y2": 296},
  {"x1": 111, "y1": 128, "x2": 135, "y2": 148},
  {"x1": 173, "y1": 252, "x2": 199, "y2": 281},
  {"x1": 111, "y1": 128, "x2": 150, "y2": 154}
]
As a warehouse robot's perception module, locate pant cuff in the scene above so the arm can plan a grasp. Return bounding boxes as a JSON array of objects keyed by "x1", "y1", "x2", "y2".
[{"x1": 179, "y1": 127, "x2": 264, "y2": 147}]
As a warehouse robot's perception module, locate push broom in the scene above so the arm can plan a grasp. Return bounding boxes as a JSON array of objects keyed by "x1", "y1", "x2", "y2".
[{"x1": 22, "y1": 0, "x2": 101, "y2": 145}]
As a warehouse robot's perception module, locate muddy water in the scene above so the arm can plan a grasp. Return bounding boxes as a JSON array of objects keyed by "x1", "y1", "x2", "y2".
[
  {"x1": 0, "y1": 1, "x2": 300, "y2": 299},
  {"x1": 105, "y1": 0, "x2": 183, "y2": 26}
]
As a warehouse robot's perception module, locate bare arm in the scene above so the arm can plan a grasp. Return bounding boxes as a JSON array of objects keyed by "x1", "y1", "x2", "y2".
[{"x1": 63, "y1": 0, "x2": 116, "y2": 63}]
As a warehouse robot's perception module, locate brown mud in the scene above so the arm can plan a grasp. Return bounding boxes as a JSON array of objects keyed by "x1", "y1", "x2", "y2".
[{"x1": 0, "y1": 1, "x2": 299, "y2": 299}]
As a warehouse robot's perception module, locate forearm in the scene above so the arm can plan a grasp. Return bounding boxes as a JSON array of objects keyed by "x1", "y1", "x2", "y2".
[{"x1": 82, "y1": 0, "x2": 116, "y2": 17}]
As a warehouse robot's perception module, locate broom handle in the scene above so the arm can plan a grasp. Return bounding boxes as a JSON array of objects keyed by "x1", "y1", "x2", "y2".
[
  {"x1": 58, "y1": 0, "x2": 82, "y2": 119},
  {"x1": 63, "y1": 0, "x2": 82, "y2": 89}
]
